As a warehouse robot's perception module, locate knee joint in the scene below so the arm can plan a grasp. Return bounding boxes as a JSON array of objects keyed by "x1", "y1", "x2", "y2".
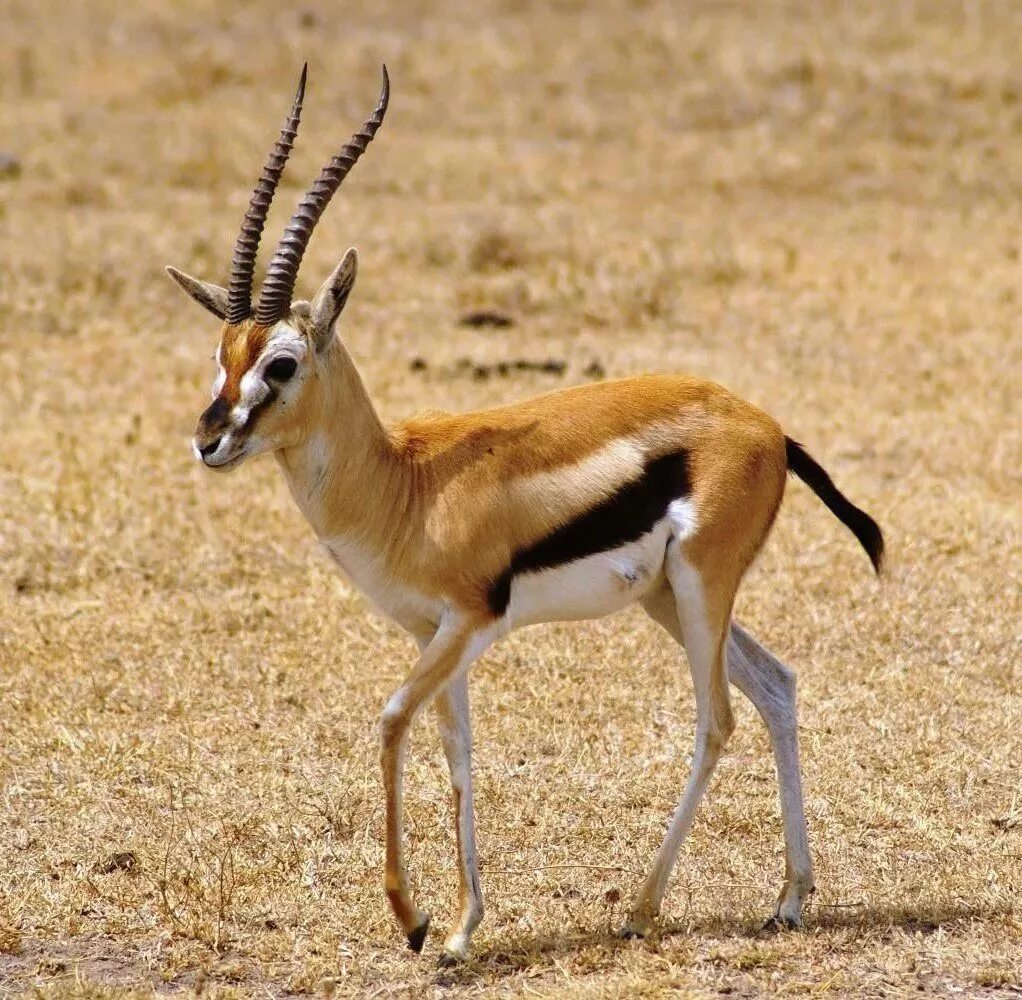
[
  {"x1": 704, "y1": 718, "x2": 735, "y2": 754},
  {"x1": 380, "y1": 703, "x2": 407, "y2": 746},
  {"x1": 712, "y1": 694, "x2": 736, "y2": 745}
]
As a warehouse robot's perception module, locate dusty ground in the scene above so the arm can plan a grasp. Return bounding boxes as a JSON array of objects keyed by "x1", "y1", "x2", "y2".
[{"x1": 1, "y1": 0, "x2": 1020, "y2": 996}]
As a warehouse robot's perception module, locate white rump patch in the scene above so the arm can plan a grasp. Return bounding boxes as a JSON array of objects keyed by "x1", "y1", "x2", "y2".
[{"x1": 667, "y1": 497, "x2": 698, "y2": 540}]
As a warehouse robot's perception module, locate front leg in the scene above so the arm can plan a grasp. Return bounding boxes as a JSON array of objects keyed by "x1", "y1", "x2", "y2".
[
  {"x1": 379, "y1": 614, "x2": 498, "y2": 954},
  {"x1": 434, "y1": 674, "x2": 484, "y2": 964}
]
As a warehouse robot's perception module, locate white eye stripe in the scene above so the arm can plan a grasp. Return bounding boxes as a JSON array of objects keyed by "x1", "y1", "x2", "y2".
[
  {"x1": 233, "y1": 369, "x2": 271, "y2": 427},
  {"x1": 210, "y1": 325, "x2": 305, "y2": 422},
  {"x1": 211, "y1": 343, "x2": 226, "y2": 398},
  {"x1": 261, "y1": 324, "x2": 307, "y2": 365}
]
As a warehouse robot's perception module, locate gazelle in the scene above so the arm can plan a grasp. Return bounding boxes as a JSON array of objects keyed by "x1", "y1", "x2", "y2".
[{"x1": 167, "y1": 66, "x2": 884, "y2": 964}]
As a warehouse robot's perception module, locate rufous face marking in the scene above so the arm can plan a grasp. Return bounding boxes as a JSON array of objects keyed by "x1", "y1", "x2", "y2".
[
  {"x1": 193, "y1": 319, "x2": 311, "y2": 470},
  {"x1": 165, "y1": 63, "x2": 887, "y2": 964},
  {"x1": 167, "y1": 62, "x2": 384, "y2": 472},
  {"x1": 172, "y1": 248, "x2": 361, "y2": 472}
]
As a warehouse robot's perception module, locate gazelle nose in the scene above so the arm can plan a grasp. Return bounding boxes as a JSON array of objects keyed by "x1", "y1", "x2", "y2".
[{"x1": 198, "y1": 437, "x2": 221, "y2": 459}]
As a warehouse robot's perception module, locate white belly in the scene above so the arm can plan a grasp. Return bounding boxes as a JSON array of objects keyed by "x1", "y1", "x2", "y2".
[{"x1": 506, "y1": 521, "x2": 671, "y2": 628}]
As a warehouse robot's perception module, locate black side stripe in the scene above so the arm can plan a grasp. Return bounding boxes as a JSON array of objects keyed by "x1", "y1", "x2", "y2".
[{"x1": 487, "y1": 450, "x2": 690, "y2": 616}]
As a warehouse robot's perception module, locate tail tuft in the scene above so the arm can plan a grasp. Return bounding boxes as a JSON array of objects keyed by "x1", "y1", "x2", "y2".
[{"x1": 785, "y1": 437, "x2": 884, "y2": 574}]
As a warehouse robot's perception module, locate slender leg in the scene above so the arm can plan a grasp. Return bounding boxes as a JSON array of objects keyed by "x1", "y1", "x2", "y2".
[
  {"x1": 622, "y1": 548, "x2": 735, "y2": 937},
  {"x1": 380, "y1": 614, "x2": 499, "y2": 954},
  {"x1": 434, "y1": 674, "x2": 484, "y2": 963},
  {"x1": 727, "y1": 622, "x2": 815, "y2": 926},
  {"x1": 641, "y1": 584, "x2": 815, "y2": 928}
]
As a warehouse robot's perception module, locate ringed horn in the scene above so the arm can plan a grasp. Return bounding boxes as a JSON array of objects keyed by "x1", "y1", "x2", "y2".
[
  {"x1": 226, "y1": 64, "x2": 308, "y2": 326},
  {"x1": 255, "y1": 65, "x2": 390, "y2": 326}
]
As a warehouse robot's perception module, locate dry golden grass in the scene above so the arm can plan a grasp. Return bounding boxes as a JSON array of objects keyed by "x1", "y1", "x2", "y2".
[{"x1": 1, "y1": 0, "x2": 1020, "y2": 996}]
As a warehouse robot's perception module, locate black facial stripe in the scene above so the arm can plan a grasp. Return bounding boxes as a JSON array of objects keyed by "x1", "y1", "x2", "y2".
[
  {"x1": 237, "y1": 385, "x2": 278, "y2": 435},
  {"x1": 487, "y1": 449, "x2": 691, "y2": 616}
]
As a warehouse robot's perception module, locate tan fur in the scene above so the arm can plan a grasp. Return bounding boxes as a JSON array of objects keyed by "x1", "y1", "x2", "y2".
[
  {"x1": 252, "y1": 329, "x2": 789, "y2": 619},
  {"x1": 168, "y1": 64, "x2": 840, "y2": 958},
  {"x1": 193, "y1": 301, "x2": 798, "y2": 961}
]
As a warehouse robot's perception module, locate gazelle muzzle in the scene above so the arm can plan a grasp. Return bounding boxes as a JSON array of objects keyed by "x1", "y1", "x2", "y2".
[{"x1": 193, "y1": 396, "x2": 235, "y2": 466}]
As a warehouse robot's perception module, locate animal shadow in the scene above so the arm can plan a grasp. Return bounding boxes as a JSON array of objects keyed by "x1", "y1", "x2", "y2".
[{"x1": 435, "y1": 900, "x2": 1010, "y2": 983}]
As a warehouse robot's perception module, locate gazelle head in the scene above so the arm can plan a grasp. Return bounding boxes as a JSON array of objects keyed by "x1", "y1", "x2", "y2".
[{"x1": 166, "y1": 65, "x2": 389, "y2": 470}]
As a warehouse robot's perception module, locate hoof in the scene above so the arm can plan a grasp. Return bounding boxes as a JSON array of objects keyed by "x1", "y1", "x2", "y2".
[
  {"x1": 617, "y1": 915, "x2": 651, "y2": 940},
  {"x1": 407, "y1": 917, "x2": 430, "y2": 954},
  {"x1": 762, "y1": 913, "x2": 800, "y2": 933},
  {"x1": 439, "y1": 931, "x2": 470, "y2": 965}
]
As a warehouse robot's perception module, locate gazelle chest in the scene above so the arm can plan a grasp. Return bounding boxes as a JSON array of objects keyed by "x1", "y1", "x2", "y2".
[{"x1": 322, "y1": 534, "x2": 444, "y2": 638}]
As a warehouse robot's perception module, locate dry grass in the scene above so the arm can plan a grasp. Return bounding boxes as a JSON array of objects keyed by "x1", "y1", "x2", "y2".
[{"x1": 1, "y1": 0, "x2": 1020, "y2": 996}]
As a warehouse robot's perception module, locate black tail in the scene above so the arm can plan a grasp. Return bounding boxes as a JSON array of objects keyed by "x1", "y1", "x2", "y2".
[{"x1": 785, "y1": 436, "x2": 884, "y2": 574}]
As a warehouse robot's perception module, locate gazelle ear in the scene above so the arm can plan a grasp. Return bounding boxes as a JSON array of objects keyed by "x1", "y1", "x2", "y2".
[
  {"x1": 165, "y1": 265, "x2": 230, "y2": 321},
  {"x1": 309, "y1": 248, "x2": 358, "y2": 351}
]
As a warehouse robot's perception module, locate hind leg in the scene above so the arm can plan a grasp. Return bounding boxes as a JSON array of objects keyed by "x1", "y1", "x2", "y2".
[
  {"x1": 642, "y1": 585, "x2": 814, "y2": 928},
  {"x1": 728, "y1": 622, "x2": 815, "y2": 927},
  {"x1": 622, "y1": 546, "x2": 736, "y2": 938}
]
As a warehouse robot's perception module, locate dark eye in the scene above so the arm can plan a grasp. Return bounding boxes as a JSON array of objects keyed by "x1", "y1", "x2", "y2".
[{"x1": 265, "y1": 357, "x2": 297, "y2": 382}]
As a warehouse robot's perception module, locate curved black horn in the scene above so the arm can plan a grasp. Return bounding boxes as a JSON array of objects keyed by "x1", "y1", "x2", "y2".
[
  {"x1": 225, "y1": 64, "x2": 308, "y2": 325},
  {"x1": 255, "y1": 65, "x2": 389, "y2": 326}
]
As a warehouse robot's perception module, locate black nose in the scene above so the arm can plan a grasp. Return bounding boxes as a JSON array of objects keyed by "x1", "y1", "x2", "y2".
[
  {"x1": 200, "y1": 396, "x2": 231, "y2": 428},
  {"x1": 196, "y1": 396, "x2": 231, "y2": 460}
]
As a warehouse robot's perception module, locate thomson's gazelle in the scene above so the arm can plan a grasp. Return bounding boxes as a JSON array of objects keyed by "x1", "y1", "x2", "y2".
[{"x1": 167, "y1": 67, "x2": 884, "y2": 963}]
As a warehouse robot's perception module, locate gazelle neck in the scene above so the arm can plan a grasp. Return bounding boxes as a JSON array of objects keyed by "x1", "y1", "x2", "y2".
[{"x1": 276, "y1": 338, "x2": 409, "y2": 543}]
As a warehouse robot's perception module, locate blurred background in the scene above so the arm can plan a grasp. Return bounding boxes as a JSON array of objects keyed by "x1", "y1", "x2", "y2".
[{"x1": 0, "y1": 1, "x2": 1019, "y2": 996}]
